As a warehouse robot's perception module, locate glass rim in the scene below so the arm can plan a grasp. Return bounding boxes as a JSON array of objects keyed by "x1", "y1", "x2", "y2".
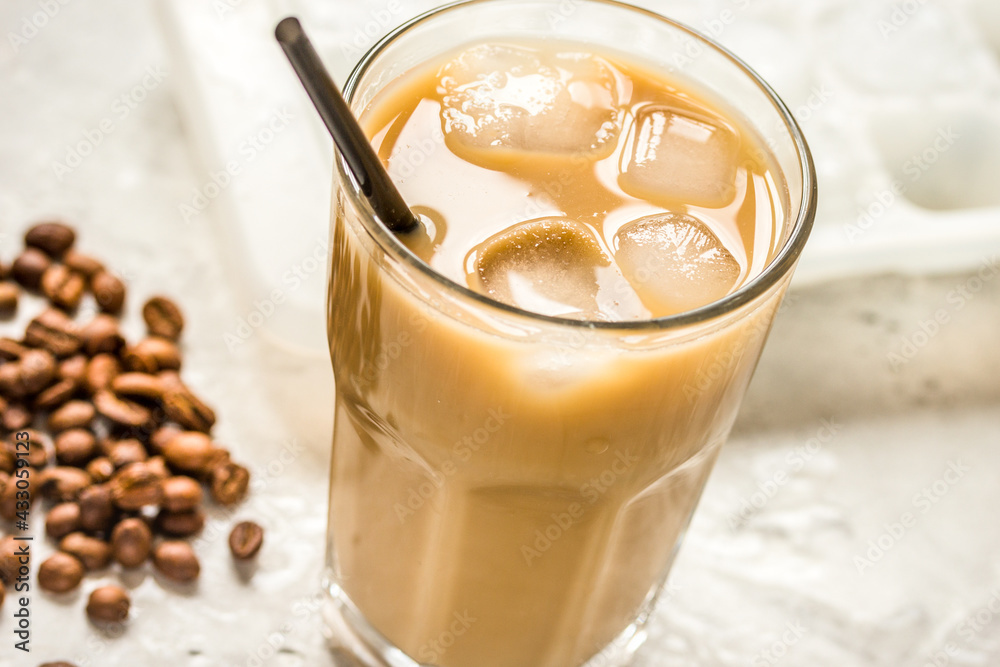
[{"x1": 339, "y1": 0, "x2": 817, "y2": 332}]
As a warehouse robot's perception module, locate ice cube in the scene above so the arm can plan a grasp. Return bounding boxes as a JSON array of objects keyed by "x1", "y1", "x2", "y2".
[
  {"x1": 474, "y1": 217, "x2": 648, "y2": 321},
  {"x1": 619, "y1": 105, "x2": 740, "y2": 208},
  {"x1": 614, "y1": 212, "x2": 741, "y2": 315},
  {"x1": 439, "y1": 44, "x2": 621, "y2": 166}
]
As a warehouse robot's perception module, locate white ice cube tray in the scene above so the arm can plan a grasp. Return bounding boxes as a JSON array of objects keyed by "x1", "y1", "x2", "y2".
[
  {"x1": 157, "y1": 0, "x2": 1000, "y2": 354},
  {"x1": 730, "y1": 0, "x2": 1000, "y2": 284}
]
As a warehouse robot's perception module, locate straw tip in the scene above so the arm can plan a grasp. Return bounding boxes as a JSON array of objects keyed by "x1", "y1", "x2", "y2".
[{"x1": 275, "y1": 16, "x2": 303, "y2": 44}]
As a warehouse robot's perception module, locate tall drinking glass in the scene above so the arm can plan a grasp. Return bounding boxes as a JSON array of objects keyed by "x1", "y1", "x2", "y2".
[{"x1": 323, "y1": 2, "x2": 816, "y2": 666}]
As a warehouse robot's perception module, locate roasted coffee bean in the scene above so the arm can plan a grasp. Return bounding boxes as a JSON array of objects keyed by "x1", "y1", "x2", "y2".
[
  {"x1": 95, "y1": 437, "x2": 115, "y2": 458},
  {"x1": 2, "y1": 403, "x2": 31, "y2": 431},
  {"x1": 0, "y1": 282, "x2": 18, "y2": 317},
  {"x1": 0, "y1": 579, "x2": 5, "y2": 608},
  {"x1": 38, "y1": 552, "x2": 85, "y2": 593},
  {"x1": 162, "y1": 432, "x2": 214, "y2": 473},
  {"x1": 58, "y1": 354, "x2": 88, "y2": 383},
  {"x1": 0, "y1": 535, "x2": 23, "y2": 582},
  {"x1": 0, "y1": 363, "x2": 25, "y2": 399},
  {"x1": 145, "y1": 455, "x2": 170, "y2": 481},
  {"x1": 210, "y1": 461, "x2": 250, "y2": 506},
  {"x1": 0, "y1": 397, "x2": 12, "y2": 420},
  {"x1": 84, "y1": 354, "x2": 120, "y2": 394},
  {"x1": 203, "y1": 447, "x2": 231, "y2": 474},
  {"x1": 0, "y1": 471, "x2": 15, "y2": 501},
  {"x1": 20, "y1": 348, "x2": 57, "y2": 394},
  {"x1": 59, "y1": 532, "x2": 112, "y2": 571},
  {"x1": 108, "y1": 439, "x2": 147, "y2": 468},
  {"x1": 55, "y1": 429, "x2": 96, "y2": 466},
  {"x1": 80, "y1": 315, "x2": 125, "y2": 356},
  {"x1": 0, "y1": 368, "x2": 28, "y2": 404},
  {"x1": 24, "y1": 309, "x2": 82, "y2": 357},
  {"x1": 25, "y1": 222, "x2": 76, "y2": 257},
  {"x1": 229, "y1": 521, "x2": 264, "y2": 560},
  {"x1": 0, "y1": 338, "x2": 26, "y2": 360},
  {"x1": 78, "y1": 483, "x2": 115, "y2": 533},
  {"x1": 85, "y1": 457, "x2": 115, "y2": 484},
  {"x1": 111, "y1": 373, "x2": 163, "y2": 401},
  {"x1": 2, "y1": 441, "x2": 39, "y2": 471},
  {"x1": 152, "y1": 540, "x2": 200, "y2": 582},
  {"x1": 48, "y1": 400, "x2": 95, "y2": 432},
  {"x1": 63, "y1": 249, "x2": 104, "y2": 277},
  {"x1": 37, "y1": 466, "x2": 92, "y2": 502},
  {"x1": 160, "y1": 375, "x2": 215, "y2": 433},
  {"x1": 35, "y1": 378, "x2": 78, "y2": 409},
  {"x1": 111, "y1": 517, "x2": 152, "y2": 568},
  {"x1": 86, "y1": 585, "x2": 130, "y2": 623},
  {"x1": 91, "y1": 271, "x2": 125, "y2": 315},
  {"x1": 123, "y1": 337, "x2": 181, "y2": 373},
  {"x1": 94, "y1": 390, "x2": 150, "y2": 428},
  {"x1": 46, "y1": 502, "x2": 82, "y2": 539},
  {"x1": 142, "y1": 296, "x2": 184, "y2": 341},
  {"x1": 5, "y1": 430, "x2": 48, "y2": 468},
  {"x1": 0, "y1": 467, "x2": 39, "y2": 521},
  {"x1": 161, "y1": 476, "x2": 202, "y2": 512},
  {"x1": 149, "y1": 424, "x2": 182, "y2": 455},
  {"x1": 27, "y1": 442, "x2": 49, "y2": 469},
  {"x1": 12, "y1": 247, "x2": 52, "y2": 290},
  {"x1": 0, "y1": 471, "x2": 34, "y2": 520},
  {"x1": 42, "y1": 264, "x2": 86, "y2": 311},
  {"x1": 40, "y1": 662, "x2": 79, "y2": 667},
  {"x1": 108, "y1": 407, "x2": 163, "y2": 442},
  {"x1": 110, "y1": 462, "x2": 162, "y2": 510},
  {"x1": 156, "y1": 508, "x2": 205, "y2": 537}
]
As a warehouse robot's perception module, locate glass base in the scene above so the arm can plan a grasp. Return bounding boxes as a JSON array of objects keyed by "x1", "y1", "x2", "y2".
[{"x1": 322, "y1": 577, "x2": 653, "y2": 667}]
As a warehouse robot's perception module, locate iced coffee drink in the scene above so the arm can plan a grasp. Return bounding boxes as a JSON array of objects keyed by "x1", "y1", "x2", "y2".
[{"x1": 324, "y1": 3, "x2": 815, "y2": 667}]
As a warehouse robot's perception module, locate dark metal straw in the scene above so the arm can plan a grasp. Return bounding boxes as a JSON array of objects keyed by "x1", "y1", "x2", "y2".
[{"x1": 275, "y1": 17, "x2": 418, "y2": 233}]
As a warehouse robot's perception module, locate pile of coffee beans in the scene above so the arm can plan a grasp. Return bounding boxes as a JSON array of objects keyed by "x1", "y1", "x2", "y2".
[{"x1": 0, "y1": 222, "x2": 265, "y2": 638}]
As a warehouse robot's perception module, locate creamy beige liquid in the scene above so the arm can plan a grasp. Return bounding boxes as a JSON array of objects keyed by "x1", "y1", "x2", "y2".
[{"x1": 327, "y1": 39, "x2": 788, "y2": 667}]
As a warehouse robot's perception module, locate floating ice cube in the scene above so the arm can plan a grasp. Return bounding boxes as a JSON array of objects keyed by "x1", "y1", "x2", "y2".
[
  {"x1": 439, "y1": 44, "x2": 621, "y2": 166},
  {"x1": 474, "y1": 217, "x2": 648, "y2": 321},
  {"x1": 614, "y1": 213, "x2": 741, "y2": 315},
  {"x1": 619, "y1": 105, "x2": 740, "y2": 208}
]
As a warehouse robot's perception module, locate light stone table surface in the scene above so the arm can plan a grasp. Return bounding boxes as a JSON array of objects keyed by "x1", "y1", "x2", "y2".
[{"x1": 1, "y1": 1, "x2": 999, "y2": 666}]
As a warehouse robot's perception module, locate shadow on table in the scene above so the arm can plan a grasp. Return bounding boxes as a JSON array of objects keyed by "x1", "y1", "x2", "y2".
[{"x1": 737, "y1": 269, "x2": 1000, "y2": 436}]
